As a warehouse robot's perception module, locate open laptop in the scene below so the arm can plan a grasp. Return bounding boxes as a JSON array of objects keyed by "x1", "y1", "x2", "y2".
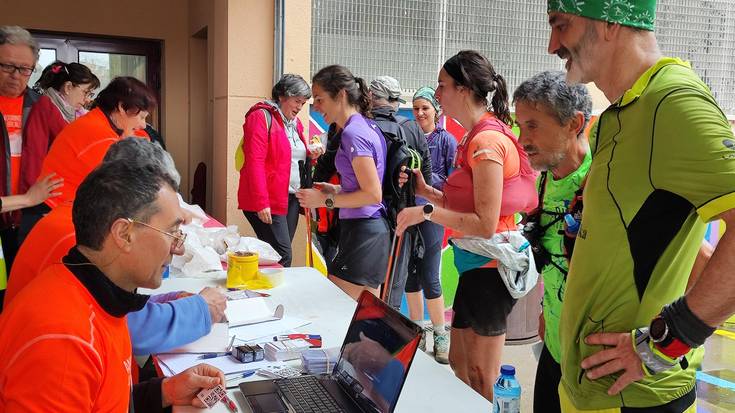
[{"x1": 240, "y1": 291, "x2": 423, "y2": 413}]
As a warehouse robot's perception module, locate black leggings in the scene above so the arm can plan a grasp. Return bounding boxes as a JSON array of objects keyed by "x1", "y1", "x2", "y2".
[
  {"x1": 243, "y1": 194, "x2": 300, "y2": 267},
  {"x1": 533, "y1": 343, "x2": 561, "y2": 413}
]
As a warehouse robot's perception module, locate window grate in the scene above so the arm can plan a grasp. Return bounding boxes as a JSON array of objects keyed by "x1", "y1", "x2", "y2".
[{"x1": 311, "y1": 0, "x2": 735, "y2": 115}]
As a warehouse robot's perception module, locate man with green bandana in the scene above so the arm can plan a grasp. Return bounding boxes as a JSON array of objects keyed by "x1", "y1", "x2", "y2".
[
  {"x1": 513, "y1": 71, "x2": 592, "y2": 413},
  {"x1": 546, "y1": 0, "x2": 735, "y2": 412}
]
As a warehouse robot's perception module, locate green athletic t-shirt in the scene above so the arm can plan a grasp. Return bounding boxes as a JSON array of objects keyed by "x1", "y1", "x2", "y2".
[
  {"x1": 560, "y1": 57, "x2": 735, "y2": 409},
  {"x1": 538, "y1": 150, "x2": 591, "y2": 364}
]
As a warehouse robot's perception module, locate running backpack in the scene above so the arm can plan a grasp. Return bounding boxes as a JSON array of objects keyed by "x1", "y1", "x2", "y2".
[
  {"x1": 373, "y1": 115, "x2": 422, "y2": 229},
  {"x1": 234, "y1": 109, "x2": 272, "y2": 171}
]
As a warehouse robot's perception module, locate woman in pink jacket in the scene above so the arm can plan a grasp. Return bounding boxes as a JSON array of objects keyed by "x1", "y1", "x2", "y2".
[{"x1": 238, "y1": 74, "x2": 312, "y2": 266}]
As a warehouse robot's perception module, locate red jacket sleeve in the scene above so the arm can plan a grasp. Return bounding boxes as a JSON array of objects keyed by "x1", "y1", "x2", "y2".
[
  {"x1": 241, "y1": 109, "x2": 271, "y2": 211},
  {"x1": 20, "y1": 98, "x2": 66, "y2": 194}
]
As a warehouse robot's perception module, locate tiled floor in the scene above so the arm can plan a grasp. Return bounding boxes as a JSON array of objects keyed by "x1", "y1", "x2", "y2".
[{"x1": 422, "y1": 325, "x2": 735, "y2": 412}]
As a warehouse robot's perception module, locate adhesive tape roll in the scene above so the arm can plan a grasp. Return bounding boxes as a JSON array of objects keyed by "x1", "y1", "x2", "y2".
[{"x1": 258, "y1": 268, "x2": 284, "y2": 287}]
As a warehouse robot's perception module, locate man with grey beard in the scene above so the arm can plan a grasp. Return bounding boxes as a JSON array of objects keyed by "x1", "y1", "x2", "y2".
[{"x1": 513, "y1": 71, "x2": 592, "y2": 413}]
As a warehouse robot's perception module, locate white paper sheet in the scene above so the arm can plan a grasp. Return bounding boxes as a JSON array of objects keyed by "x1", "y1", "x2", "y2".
[
  {"x1": 224, "y1": 297, "x2": 282, "y2": 327},
  {"x1": 167, "y1": 323, "x2": 230, "y2": 353},
  {"x1": 230, "y1": 316, "x2": 311, "y2": 343},
  {"x1": 157, "y1": 353, "x2": 277, "y2": 376}
]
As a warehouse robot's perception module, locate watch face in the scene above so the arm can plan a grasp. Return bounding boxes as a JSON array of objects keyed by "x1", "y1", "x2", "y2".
[
  {"x1": 650, "y1": 317, "x2": 668, "y2": 341},
  {"x1": 423, "y1": 204, "x2": 434, "y2": 214},
  {"x1": 325, "y1": 197, "x2": 334, "y2": 208}
]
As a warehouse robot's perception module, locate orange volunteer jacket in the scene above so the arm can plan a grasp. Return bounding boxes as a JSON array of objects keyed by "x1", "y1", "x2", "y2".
[
  {"x1": 0, "y1": 261, "x2": 133, "y2": 412},
  {"x1": 4, "y1": 203, "x2": 73, "y2": 305},
  {"x1": 40, "y1": 108, "x2": 148, "y2": 208}
]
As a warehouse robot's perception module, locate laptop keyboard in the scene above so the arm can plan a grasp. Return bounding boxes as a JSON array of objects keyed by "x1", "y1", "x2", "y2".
[{"x1": 275, "y1": 376, "x2": 345, "y2": 413}]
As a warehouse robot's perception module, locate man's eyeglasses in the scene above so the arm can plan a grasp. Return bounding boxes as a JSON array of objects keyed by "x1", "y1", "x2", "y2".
[
  {"x1": 126, "y1": 218, "x2": 187, "y2": 251},
  {"x1": 0, "y1": 62, "x2": 35, "y2": 77}
]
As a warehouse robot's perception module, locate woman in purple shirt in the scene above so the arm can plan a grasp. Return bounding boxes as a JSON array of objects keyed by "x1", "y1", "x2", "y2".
[{"x1": 297, "y1": 65, "x2": 389, "y2": 300}]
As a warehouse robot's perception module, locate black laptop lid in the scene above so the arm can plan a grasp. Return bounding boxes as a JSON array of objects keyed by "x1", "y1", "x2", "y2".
[{"x1": 333, "y1": 291, "x2": 422, "y2": 413}]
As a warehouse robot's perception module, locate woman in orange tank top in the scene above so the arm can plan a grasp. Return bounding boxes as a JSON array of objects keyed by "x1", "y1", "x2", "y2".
[{"x1": 396, "y1": 50, "x2": 537, "y2": 402}]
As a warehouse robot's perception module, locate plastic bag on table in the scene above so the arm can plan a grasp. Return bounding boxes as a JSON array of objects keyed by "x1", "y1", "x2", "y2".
[{"x1": 224, "y1": 237, "x2": 282, "y2": 265}]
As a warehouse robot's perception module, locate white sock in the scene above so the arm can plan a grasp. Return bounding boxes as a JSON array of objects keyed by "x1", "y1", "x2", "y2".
[{"x1": 433, "y1": 323, "x2": 446, "y2": 334}]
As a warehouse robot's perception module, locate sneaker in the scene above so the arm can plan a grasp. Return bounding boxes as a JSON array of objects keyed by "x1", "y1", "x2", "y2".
[
  {"x1": 433, "y1": 331, "x2": 449, "y2": 364},
  {"x1": 418, "y1": 325, "x2": 433, "y2": 352}
]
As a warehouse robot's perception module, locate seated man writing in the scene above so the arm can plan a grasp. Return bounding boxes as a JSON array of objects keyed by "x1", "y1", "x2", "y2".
[{"x1": 0, "y1": 148, "x2": 224, "y2": 411}]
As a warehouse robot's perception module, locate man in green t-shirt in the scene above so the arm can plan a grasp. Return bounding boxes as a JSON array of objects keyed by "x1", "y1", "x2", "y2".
[
  {"x1": 545, "y1": 0, "x2": 735, "y2": 411},
  {"x1": 513, "y1": 71, "x2": 592, "y2": 413}
]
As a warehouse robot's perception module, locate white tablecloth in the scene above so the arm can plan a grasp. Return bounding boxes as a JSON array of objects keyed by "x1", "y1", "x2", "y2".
[{"x1": 142, "y1": 267, "x2": 491, "y2": 412}]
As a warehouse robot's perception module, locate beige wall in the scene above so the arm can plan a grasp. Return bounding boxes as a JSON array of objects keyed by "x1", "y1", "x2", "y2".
[{"x1": 212, "y1": 0, "x2": 312, "y2": 266}]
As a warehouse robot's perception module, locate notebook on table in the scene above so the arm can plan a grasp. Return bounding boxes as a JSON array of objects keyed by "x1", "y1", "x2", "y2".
[{"x1": 239, "y1": 290, "x2": 423, "y2": 413}]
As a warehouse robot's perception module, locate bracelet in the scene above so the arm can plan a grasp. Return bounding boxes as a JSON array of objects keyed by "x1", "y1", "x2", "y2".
[
  {"x1": 661, "y1": 297, "x2": 716, "y2": 348},
  {"x1": 633, "y1": 328, "x2": 679, "y2": 375}
]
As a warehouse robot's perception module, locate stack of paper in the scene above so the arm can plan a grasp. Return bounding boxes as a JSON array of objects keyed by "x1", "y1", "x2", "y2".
[
  {"x1": 263, "y1": 339, "x2": 313, "y2": 361},
  {"x1": 300, "y1": 347, "x2": 340, "y2": 375},
  {"x1": 157, "y1": 352, "x2": 274, "y2": 377}
]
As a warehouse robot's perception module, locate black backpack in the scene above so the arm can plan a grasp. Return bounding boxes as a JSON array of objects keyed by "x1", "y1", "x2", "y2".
[{"x1": 372, "y1": 115, "x2": 422, "y2": 229}]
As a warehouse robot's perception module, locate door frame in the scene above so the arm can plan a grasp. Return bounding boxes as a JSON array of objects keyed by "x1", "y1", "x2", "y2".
[{"x1": 29, "y1": 30, "x2": 162, "y2": 129}]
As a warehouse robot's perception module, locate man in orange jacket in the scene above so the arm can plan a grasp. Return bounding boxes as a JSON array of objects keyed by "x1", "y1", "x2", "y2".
[{"x1": 0, "y1": 153, "x2": 223, "y2": 412}]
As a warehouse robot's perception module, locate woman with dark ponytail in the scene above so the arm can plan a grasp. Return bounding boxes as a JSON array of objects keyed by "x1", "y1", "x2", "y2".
[
  {"x1": 18, "y1": 61, "x2": 98, "y2": 243},
  {"x1": 21, "y1": 61, "x2": 98, "y2": 194},
  {"x1": 297, "y1": 65, "x2": 390, "y2": 300},
  {"x1": 395, "y1": 50, "x2": 538, "y2": 401}
]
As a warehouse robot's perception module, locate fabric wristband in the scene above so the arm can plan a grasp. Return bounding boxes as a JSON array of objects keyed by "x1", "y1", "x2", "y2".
[
  {"x1": 656, "y1": 336, "x2": 691, "y2": 359},
  {"x1": 661, "y1": 297, "x2": 716, "y2": 348},
  {"x1": 633, "y1": 328, "x2": 679, "y2": 376}
]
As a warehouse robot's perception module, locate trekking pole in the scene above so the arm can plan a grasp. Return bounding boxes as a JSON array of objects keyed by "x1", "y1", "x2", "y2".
[
  {"x1": 299, "y1": 160, "x2": 314, "y2": 268},
  {"x1": 382, "y1": 230, "x2": 404, "y2": 303}
]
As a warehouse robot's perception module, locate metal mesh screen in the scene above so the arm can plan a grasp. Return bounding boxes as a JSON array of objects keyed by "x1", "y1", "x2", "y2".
[
  {"x1": 656, "y1": 1, "x2": 735, "y2": 115},
  {"x1": 311, "y1": 0, "x2": 735, "y2": 115}
]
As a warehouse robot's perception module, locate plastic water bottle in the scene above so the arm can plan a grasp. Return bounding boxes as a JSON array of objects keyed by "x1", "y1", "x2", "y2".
[
  {"x1": 564, "y1": 213, "x2": 580, "y2": 235},
  {"x1": 493, "y1": 365, "x2": 521, "y2": 413}
]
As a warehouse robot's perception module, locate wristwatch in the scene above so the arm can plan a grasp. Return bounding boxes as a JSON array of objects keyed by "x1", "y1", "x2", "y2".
[
  {"x1": 649, "y1": 315, "x2": 691, "y2": 358},
  {"x1": 649, "y1": 316, "x2": 671, "y2": 345},
  {"x1": 325, "y1": 194, "x2": 335, "y2": 210},
  {"x1": 423, "y1": 203, "x2": 434, "y2": 221}
]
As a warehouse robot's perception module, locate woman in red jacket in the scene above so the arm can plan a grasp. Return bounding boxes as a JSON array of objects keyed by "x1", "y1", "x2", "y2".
[
  {"x1": 18, "y1": 61, "x2": 98, "y2": 243},
  {"x1": 238, "y1": 74, "x2": 312, "y2": 267},
  {"x1": 22, "y1": 61, "x2": 99, "y2": 194}
]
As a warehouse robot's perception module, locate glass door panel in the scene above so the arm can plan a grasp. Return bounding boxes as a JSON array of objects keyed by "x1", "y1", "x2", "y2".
[{"x1": 78, "y1": 51, "x2": 147, "y2": 92}]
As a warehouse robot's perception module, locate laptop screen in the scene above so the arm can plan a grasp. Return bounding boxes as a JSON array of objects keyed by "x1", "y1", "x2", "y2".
[{"x1": 333, "y1": 291, "x2": 423, "y2": 413}]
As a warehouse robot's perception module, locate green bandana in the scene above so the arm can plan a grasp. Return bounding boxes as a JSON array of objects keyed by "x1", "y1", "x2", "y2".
[
  {"x1": 547, "y1": 0, "x2": 656, "y2": 31},
  {"x1": 413, "y1": 86, "x2": 440, "y2": 112}
]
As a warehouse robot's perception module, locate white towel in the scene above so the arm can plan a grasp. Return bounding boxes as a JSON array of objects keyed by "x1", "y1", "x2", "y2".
[{"x1": 450, "y1": 231, "x2": 539, "y2": 299}]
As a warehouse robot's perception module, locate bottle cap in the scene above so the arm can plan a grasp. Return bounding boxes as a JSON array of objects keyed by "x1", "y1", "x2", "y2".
[
  {"x1": 500, "y1": 365, "x2": 515, "y2": 376},
  {"x1": 564, "y1": 214, "x2": 579, "y2": 232}
]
